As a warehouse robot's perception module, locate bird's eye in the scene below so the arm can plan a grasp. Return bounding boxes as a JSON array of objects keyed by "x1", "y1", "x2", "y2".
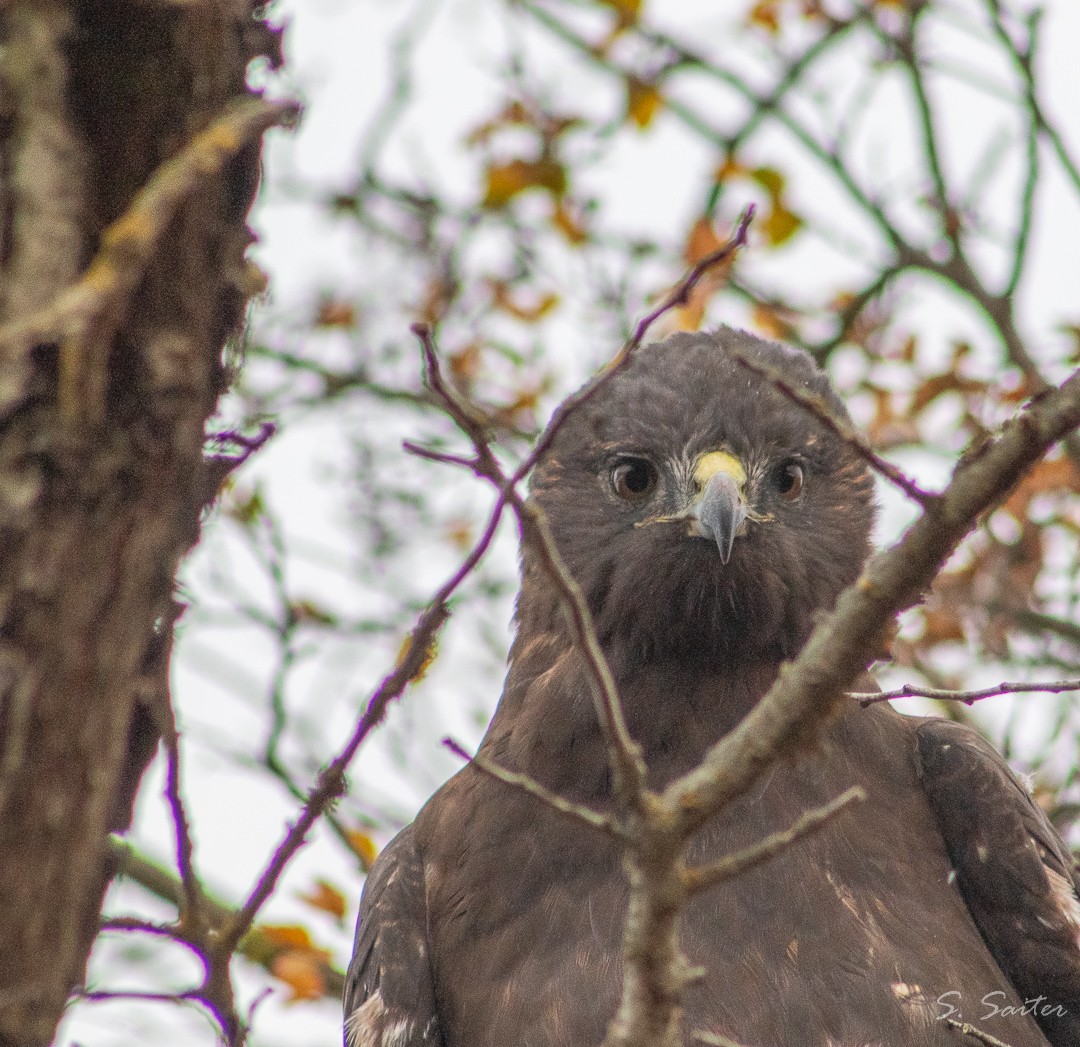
[
  {"x1": 610, "y1": 458, "x2": 657, "y2": 500},
  {"x1": 774, "y1": 461, "x2": 805, "y2": 501}
]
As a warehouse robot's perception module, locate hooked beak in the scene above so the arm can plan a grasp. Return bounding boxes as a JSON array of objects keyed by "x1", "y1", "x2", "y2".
[{"x1": 689, "y1": 451, "x2": 749, "y2": 564}]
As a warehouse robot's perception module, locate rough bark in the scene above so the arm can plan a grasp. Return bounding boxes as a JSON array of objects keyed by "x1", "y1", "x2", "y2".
[{"x1": 0, "y1": 2, "x2": 280, "y2": 1043}]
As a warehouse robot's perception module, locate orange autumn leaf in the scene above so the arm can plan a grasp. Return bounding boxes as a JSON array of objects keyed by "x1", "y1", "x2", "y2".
[
  {"x1": 289, "y1": 600, "x2": 337, "y2": 627},
  {"x1": 500, "y1": 386, "x2": 543, "y2": 416},
  {"x1": 714, "y1": 156, "x2": 745, "y2": 183},
  {"x1": 747, "y1": 167, "x2": 803, "y2": 246},
  {"x1": 908, "y1": 372, "x2": 985, "y2": 416},
  {"x1": 346, "y1": 828, "x2": 379, "y2": 869},
  {"x1": 625, "y1": 77, "x2": 663, "y2": 129},
  {"x1": 395, "y1": 628, "x2": 438, "y2": 683},
  {"x1": 920, "y1": 607, "x2": 966, "y2": 644},
  {"x1": 760, "y1": 202, "x2": 803, "y2": 246},
  {"x1": 298, "y1": 879, "x2": 347, "y2": 922},
  {"x1": 417, "y1": 275, "x2": 455, "y2": 326},
  {"x1": 865, "y1": 387, "x2": 919, "y2": 448},
  {"x1": 227, "y1": 486, "x2": 265, "y2": 527},
  {"x1": 683, "y1": 217, "x2": 723, "y2": 265},
  {"x1": 665, "y1": 295, "x2": 709, "y2": 334},
  {"x1": 272, "y1": 951, "x2": 326, "y2": 1002},
  {"x1": 751, "y1": 303, "x2": 791, "y2": 340},
  {"x1": 314, "y1": 298, "x2": 356, "y2": 329},
  {"x1": 261, "y1": 925, "x2": 316, "y2": 952},
  {"x1": 597, "y1": 0, "x2": 642, "y2": 30},
  {"x1": 448, "y1": 342, "x2": 482, "y2": 385},
  {"x1": 444, "y1": 519, "x2": 474, "y2": 552},
  {"x1": 747, "y1": 0, "x2": 781, "y2": 34},
  {"x1": 659, "y1": 216, "x2": 741, "y2": 333},
  {"x1": 489, "y1": 280, "x2": 560, "y2": 322},
  {"x1": 750, "y1": 165, "x2": 786, "y2": 197},
  {"x1": 465, "y1": 101, "x2": 532, "y2": 146},
  {"x1": 1003, "y1": 457, "x2": 1080, "y2": 520},
  {"x1": 551, "y1": 200, "x2": 588, "y2": 244},
  {"x1": 482, "y1": 157, "x2": 567, "y2": 208}
]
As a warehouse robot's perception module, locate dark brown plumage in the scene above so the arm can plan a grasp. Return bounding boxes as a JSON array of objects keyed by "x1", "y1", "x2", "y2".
[{"x1": 345, "y1": 329, "x2": 1080, "y2": 1047}]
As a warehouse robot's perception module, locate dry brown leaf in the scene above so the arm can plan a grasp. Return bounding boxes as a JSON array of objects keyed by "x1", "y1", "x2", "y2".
[
  {"x1": 747, "y1": 0, "x2": 781, "y2": 33},
  {"x1": 625, "y1": 77, "x2": 664, "y2": 129},
  {"x1": 489, "y1": 280, "x2": 560, "y2": 322},
  {"x1": 449, "y1": 342, "x2": 483, "y2": 385},
  {"x1": 346, "y1": 829, "x2": 379, "y2": 869},
  {"x1": 683, "y1": 216, "x2": 723, "y2": 264},
  {"x1": 1003, "y1": 457, "x2": 1080, "y2": 520},
  {"x1": 272, "y1": 951, "x2": 327, "y2": 1002},
  {"x1": 314, "y1": 298, "x2": 356, "y2": 329},
  {"x1": 261, "y1": 925, "x2": 316, "y2": 952},
  {"x1": 297, "y1": 879, "x2": 347, "y2": 922},
  {"x1": 597, "y1": 0, "x2": 642, "y2": 30},
  {"x1": 482, "y1": 158, "x2": 567, "y2": 208}
]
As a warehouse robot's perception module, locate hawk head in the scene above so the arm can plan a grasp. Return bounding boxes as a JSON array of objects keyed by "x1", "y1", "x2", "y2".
[{"x1": 519, "y1": 328, "x2": 876, "y2": 669}]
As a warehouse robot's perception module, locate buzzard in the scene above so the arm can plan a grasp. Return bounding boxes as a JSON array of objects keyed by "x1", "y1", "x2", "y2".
[{"x1": 345, "y1": 328, "x2": 1080, "y2": 1047}]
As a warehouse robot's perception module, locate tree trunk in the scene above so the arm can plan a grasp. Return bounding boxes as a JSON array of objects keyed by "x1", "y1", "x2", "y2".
[{"x1": 0, "y1": 2, "x2": 280, "y2": 1043}]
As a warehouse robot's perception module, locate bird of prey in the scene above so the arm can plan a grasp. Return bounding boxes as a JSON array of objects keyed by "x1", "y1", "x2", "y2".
[{"x1": 345, "y1": 328, "x2": 1080, "y2": 1047}]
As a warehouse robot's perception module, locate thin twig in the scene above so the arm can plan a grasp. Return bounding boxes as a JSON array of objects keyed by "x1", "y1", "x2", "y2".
[
  {"x1": 161, "y1": 698, "x2": 204, "y2": 934},
  {"x1": 215, "y1": 491, "x2": 509, "y2": 957},
  {"x1": 107, "y1": 837, "x2": 346, "y2": 998},
  {"x1": 515, "y1": 206, "x2": 754, "y2": 489},
  {"x1": 74, "y1": 989, "x2": 202, "y2": 1005},
  {"x1": 667, "y1": 362, "x2": 1080, "y2": 838},
  {"x1": 413, "y1": 323, "x2": 649, "y2": 808},
  {"x1": 854, "y1": 679, "x2": 1080, "y2": 706},
  {"x1": 402, "y1": 440, "x2": 477, "y2": 469},
  {"x1": 683, "y1": 786, "x2": 865, "y2": 895},
  {"x1": 944, "y1": 1017, "x2": 1018, "y2": 1047},
  {"x1": 99, "y1": 917, "x2": 181, "y2": 939},
  {"x1": 443, "y1": 738, "x2": 619, "y2": 836},
  {"x1": 408, "y1": 211, "x2": 754, "y2": 810},
  {"x1": 726, "y1": 347, "x2": 935, "y2": 506}
]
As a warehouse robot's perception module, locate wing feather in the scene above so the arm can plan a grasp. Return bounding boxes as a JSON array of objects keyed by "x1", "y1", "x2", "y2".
[
  {"x1": 344, "y1": 825, "x2": 443, "y2": 1047},
  {"x1": 917, "y1": 718, "x2": 1080, "y2": 1047}
]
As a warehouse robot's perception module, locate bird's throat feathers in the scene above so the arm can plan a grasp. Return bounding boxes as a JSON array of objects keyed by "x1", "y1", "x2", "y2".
[{"x1": 488, "y1": 602, "x2": 786, "y2": 789}]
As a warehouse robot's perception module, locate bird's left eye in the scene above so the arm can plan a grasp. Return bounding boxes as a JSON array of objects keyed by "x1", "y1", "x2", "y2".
[
  {"x1": 610, "y1": 458, "x2": 657, "y2": 500},
  {"x1": 774, "y1": 461, "x2": 805, "y2": 501}
]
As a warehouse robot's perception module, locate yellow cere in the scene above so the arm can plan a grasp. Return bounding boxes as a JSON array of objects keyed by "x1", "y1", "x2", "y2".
[{"x1": 693, "y1": 450, "x2": 746, "y2": 490}]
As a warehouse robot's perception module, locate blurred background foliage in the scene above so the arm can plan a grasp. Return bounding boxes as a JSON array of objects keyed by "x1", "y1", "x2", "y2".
[{"x1": 67, "y1": 0, "x2": 1080, "y2": 1043}]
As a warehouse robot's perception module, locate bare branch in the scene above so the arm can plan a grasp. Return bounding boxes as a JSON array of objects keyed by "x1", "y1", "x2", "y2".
[
  {"x1": 944, "y1": 1017, "x2": 1018, "y2": 1047},
  {"x1": 726, "y1": 347, "x2": 934, "y2": 506},
  {"x1": 402, "y1": 440, "x2": 477, "y2": 469},
  {"x1": 668, "y1": 364, "x2": 1080, "y2": 838},
  {"x1": 161, "y1": 699, "x2": 204, "y2": 934},
  {"x1": 518, "y1": 207, "x2": 754, "y2": 488},
  {"x1": 413, "y1": 322, "x2": 650, "y2": 808},
  {"x1": 855, "y1": 679, "x2": 1080, "y2": 706},
  {"x1": 443, "y1": 738, "x2": 620, "y2": 836},
  {"x1": 214, "y1": 484, "x2": 510, "y2": 956},
  {"x1": 107, "y1": 838, "x2": 346, "y2": 998}
]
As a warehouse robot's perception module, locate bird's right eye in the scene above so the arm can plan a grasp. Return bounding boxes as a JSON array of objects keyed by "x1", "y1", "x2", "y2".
[{"x1": 610, "y1": 458, "x2": 657, "y2": 500}]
